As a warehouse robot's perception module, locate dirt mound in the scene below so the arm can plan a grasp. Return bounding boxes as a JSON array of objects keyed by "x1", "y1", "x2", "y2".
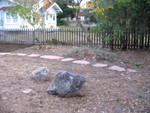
[{"x1": 64, "y1": 47, "x2": 118, "y2": 61}]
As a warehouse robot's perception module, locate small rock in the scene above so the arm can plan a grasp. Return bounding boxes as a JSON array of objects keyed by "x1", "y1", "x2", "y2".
[
  {"x1": 47, "y1": 70, "x2": 86, "y2": 97},
  {"x1": 31, "y1": 67, "x2": 50, "y2": 82},
  {"x1": 2, "y1": 97, "x2": 8, "y2": 100},
  {"x1": 22, "y1": 88, "x2": 32, "y2": 94}
]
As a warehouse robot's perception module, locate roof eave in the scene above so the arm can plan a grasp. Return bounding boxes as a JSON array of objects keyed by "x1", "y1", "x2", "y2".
[{"x1": 49, "y1": 3, "x2": 63, "y2": 13}]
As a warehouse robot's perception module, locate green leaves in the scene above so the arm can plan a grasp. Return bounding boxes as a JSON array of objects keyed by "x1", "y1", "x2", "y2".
[
  {"x1": 54, "y1": 0, "x2": 76, "y2": 20},
  {"x1": 92, "y1": 0, "x2": 150, "y2": 44},
  {"x1": 8, "y1": 0, "x2": 41, "y2": 27}
]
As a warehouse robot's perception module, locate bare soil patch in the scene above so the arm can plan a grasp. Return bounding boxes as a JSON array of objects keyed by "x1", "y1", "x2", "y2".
[{"x1": 0, "y1": 43, "x2": 150, "y2": 113}]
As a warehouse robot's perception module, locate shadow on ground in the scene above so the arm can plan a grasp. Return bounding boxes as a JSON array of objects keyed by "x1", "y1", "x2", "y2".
[{"x1": 0, "y1": 43, "x2": 32, "y2": 52}]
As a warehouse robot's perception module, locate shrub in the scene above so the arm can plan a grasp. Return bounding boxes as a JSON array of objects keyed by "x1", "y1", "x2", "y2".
[
  {"x1": 63, "y1": 47, "x2": 117, "y2": 61},
  {"x1": 46, "y1": 39, "x2": 69, "y2": 45},
  {"x1": 46, "y1": 39, "x2": 58, "y2": 45},
  {"x1": 57, "y1": 20, "x2": 68, "y2": 26}
]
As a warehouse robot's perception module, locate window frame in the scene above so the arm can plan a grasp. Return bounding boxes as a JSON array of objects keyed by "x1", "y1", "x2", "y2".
[
  {"x1": 6, "y1": 14, "x2": 11, "y2": 23},
  {"x1": 52, "y1": 14, "x2": 55, "y2": 21},
  {"x1": 12, "y1": 15, "x2": 18, "y2": 23}
]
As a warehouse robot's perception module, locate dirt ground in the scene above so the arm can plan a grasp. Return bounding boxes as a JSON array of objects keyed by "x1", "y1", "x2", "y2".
[{"x1": 0, "y1": 43, "x2": 150, "y2": 113}]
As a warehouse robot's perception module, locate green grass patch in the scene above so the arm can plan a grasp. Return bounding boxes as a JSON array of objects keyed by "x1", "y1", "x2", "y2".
[
  {"x1": 136, "y1": 94, "x2": 143, "y2": 98},
  {"x1": 146, "y1": 100, "x2": 150, "y2": 104},
  {"x1": 113, "y1": 97, "x2": 122, "y2": 102},
  {"x1": 127, "y1": 61, "x2": 141, "y2": 67}
]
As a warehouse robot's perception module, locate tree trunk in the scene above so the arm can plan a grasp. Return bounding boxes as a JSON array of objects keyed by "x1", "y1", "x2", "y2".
[
  {"x1": 120, "y1": 36, "x2": 127, "y2": 50},
  {"x1": 120, "y1": 8, "x2": 127, "y2": 50},
  {"x1": 75, "y1": 9, "x2": 93, "y2": 47},
  {"x1": 109, "y1": 40, "x2": 114, "y2": 50}
]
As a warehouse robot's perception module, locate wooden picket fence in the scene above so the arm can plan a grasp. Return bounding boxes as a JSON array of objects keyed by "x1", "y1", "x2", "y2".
[{"x1": 0, "y1": 28, "x2": 149, "y2": 50}]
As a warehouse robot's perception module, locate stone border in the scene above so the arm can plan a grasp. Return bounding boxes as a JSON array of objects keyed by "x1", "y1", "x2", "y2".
[{"x1": 0, "y1": 52, "x2": 137, "y2": 73}]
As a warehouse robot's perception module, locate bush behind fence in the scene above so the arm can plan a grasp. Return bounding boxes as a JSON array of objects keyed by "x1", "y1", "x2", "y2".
[{"x1": 0, "y1": 28, "x2": 149, "y2": 50}]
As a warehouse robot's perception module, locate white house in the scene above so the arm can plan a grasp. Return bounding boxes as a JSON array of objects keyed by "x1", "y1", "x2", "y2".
[
  {"x1": 67, "y1": 12, "x2": 88, "y2": 24},
  {"x1": 0, "y1": 0, "x2": 62, "y2": 29}
]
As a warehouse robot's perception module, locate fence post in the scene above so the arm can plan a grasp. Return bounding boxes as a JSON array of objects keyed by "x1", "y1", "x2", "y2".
[
  {"x1": 102, "y1": 30, "x2": 106, "y2": 48},
  {"x1": 32, "y1": 29, "x2": 35, "y2": 44},
  {"x1": 0, "y1": 29, "x2": 1, "y2": 41},
  {"x1": 139, "y1": 32, "x2": 144, "y2": 49}
]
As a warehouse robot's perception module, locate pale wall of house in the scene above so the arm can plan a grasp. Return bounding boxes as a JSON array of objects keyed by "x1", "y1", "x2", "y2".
[
  {"x1": 44, "y1": 7, "x2": 57, "y2": 28},
  {"x1": 0, "y1": 0, "x2": 32, "y2": 29},
  {"x1": 2, "y1": 10, "x2": 57, "y2": 29},
  {"x1": 72, "y1": 16, "x2": 85, "y2": 21},
  {"x1": 0, "y1": 0, "x2": 10, "y2": 8},
  {"x1": 0, "y1": 0, "x2": 59, "y2": 29},
  {"x1": 80, "y1": 16, "x2": 85, "y2": 21},
  {"x1": 2, "y1": 10, "x2": 33, "y2": 29},
  {"x1": 0, "y1": 10, "x2": 4, "y2": 21}
]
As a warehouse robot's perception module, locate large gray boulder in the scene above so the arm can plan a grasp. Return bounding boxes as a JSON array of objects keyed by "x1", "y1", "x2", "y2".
[
  {"x1": 47, "y1": 70, "x2": 86, "y2": 97},
  {"x1": 31, "y1": 67, "x2": 50, "y2": 82}
]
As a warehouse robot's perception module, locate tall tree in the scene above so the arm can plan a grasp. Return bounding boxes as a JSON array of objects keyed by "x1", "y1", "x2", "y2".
[
  {"x1": 8, "y1": 0, "x2": 55, "y2": 48},
  {"x1": 8, "y1": 0, "x2": 41, "y2": 27},
  {"x1": 89, "y1": 0, "x2": 150, "y2": 50},
  {"x1": 54, "y1": 0, "x2": 76, "y2": 20},
  {"x1": 52, "y1": 0, "x2": 93, "y2": 45},
  {"x1": 8, "y1": 0, "x2": 58, "y2": 28}
]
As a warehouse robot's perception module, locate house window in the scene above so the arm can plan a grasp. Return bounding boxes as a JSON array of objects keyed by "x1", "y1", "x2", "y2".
[
  {"x1": 52, "y1": 14, "x2": 55, "y2": 20},
  {"x1": 49, "y1": 14, "x2": 52, "y2": 19},
  {"x1": 6, "y1": 14, "x2": 11, "y2": 23},
  {"x1": 33, "y1": 17, "x2": 36, "y2": 22},
  {"x1": 0, "y1": 19, "x2": 4, "y2": 26},
  {"x1": 46, "y1": 15, "x2": 49, "y2": 20},
  {"x1": 77, "y1": 17, "x2": 81, "y2": 20},
  {"x1": 12, "y1": 15, "x2": 18, "y2": 23}
]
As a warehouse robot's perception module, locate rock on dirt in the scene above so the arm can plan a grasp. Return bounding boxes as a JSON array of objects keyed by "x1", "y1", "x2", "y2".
[
  {"x1": 31, "y1": 67, "x2": 50, "y2": 82},
  {"x1": 47, "y1": 70, "x2": 86, "y2": 97}
]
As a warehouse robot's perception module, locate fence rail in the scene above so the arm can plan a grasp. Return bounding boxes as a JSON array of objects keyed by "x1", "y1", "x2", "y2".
[{"x1": 0, "y1": 28, "x2": 149, "y2": 50}]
